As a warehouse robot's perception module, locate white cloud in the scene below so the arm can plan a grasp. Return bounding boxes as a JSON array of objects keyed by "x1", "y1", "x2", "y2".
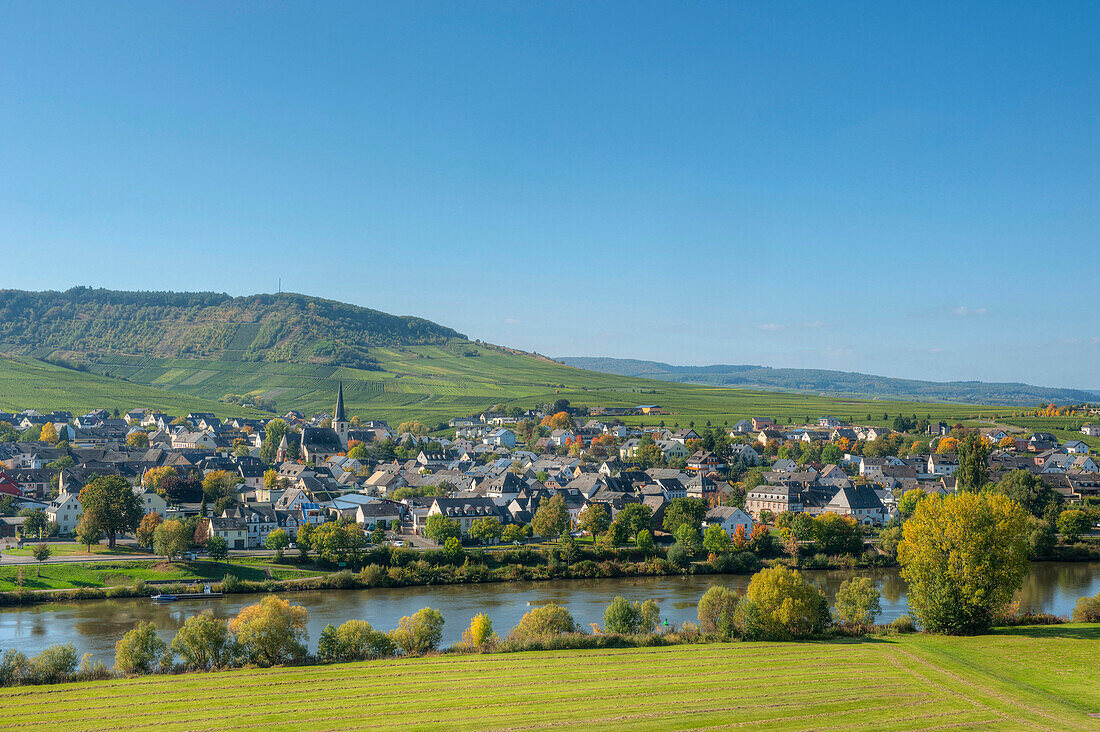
[
  {"x1": 758, "y1": 323, "x2": 786, "y2": 332},
  {"x1": 504, "y1": 317, "x2": 521, "y2": 325},
  {"x1": 951, "y1": 306, "x2": 988, "y2": 317}
]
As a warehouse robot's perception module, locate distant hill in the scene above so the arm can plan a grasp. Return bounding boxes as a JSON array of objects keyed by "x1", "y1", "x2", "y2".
[
  {"x1": 0, "y1": 288, "x2": 462, "y2": 370},
  {"x1": 559, "y1": 357, "x2": 1100, "y2": 407}
]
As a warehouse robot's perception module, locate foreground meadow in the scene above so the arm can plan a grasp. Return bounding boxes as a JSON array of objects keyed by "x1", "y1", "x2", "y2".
[{"x1": 2, "y1": 625, "x2": 1097, "y2": 731}]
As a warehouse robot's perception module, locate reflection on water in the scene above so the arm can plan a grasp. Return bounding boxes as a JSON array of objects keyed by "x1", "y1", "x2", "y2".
[{"x1": 0, "y1": 562, "x2": 1096, "y2": 662}]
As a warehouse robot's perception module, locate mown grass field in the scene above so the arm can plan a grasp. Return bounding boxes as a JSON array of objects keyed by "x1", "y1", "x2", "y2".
[
  {"x1": 0, "y1": 559, "x2": 321, "y2": 592},
  {"x1": 3, "y1": 543, "x2": 149, "y2": 558},
  {"x1": 1, "y1": 625, "x2": 1097, "y2": 730},
  {"x1": 1, "y1": 342, "x2": 1030, "y2": 428}
]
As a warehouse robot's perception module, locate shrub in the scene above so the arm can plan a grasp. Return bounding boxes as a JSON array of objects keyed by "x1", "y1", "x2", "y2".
[
  {"x1": 734, "y1": 566, "x2": 830, "y2": 641},
  {"x1": 171, "y1": 611, "x2": 232, "y2": 670},
  {"x1": 114, "y1": 622, "x2": 170, "y2": 675},
  {"x1": 890, "y1": 615, "x2": 917, "y2": 633},
  {"x1": 510, "y1": 603, "x2": 577, "y2": 641},
  {"x1": 603, "y1": 596, "x2": 660, "y2": 635},
  {"x1": 32, "y1": 643, "x2": 79, "y2": 684},
  {"x1": 697, "y1": 585, "x2": 739, "y2": 639},
  {"x1": 76, "y1": 653, "x2": 113, "y2": 682},
  {"x1": 319, "y1": 620, "x2": 394, "y2": 662},
  {"x1": 833, "y1": 577, "x2": 882, "y2": 632},
  {"x1": 358, "y1": 564, "x2": 387, "y2": 586},
  {"x1": 389, "y1": 608, "x2": 445, "y2": 655},
  {"x1": 0, "y1": 649, "x2": 31, "y2": 687},
  {"x1": 1073, "y1": 592, "x2": 1100, "y2": 622},
  {"x1": 461, "y1": 613, "x2": 497, "y2": 649},
  {"x1": 666, "y1": 544, "x2": 689, "y2": 569},
  {"x1": 229, "y1": 595, "x2": 309, "y2": 667}
]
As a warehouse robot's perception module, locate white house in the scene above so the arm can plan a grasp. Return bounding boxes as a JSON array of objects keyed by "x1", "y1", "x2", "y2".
[
  {"x1": 133, "y1": 486, "x2": 168, "y2": 518},
  {"x1": 1082, "y1": 425, "x2": 1100, "y2": 437},
  {"x1": 46, "y1": 490, "x2": 82, "y2": 535},
  {"x1": 705, "y1": 506, "x2": 755, "y2": 538}
]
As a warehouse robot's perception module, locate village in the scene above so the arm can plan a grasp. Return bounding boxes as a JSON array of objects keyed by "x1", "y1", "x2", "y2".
[{"x1": 0, "y1": 385, "x2": 1097, "y2": 555}]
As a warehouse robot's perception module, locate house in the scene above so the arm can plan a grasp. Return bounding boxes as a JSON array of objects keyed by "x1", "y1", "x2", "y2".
[
  {"x1": 730, "y1": 419, "x2": 753, "y2": 434},
  {"x1": 818, "y1": 416, "x2": 841, "y2": 429},
  {"x1": 1081, "y1": 424, "x2": 1100, "y2": 437},
  {"x1": 771, "y1": 458, "x2": 798, "y2": 473},
  {"x1": 133, "y1": 486, "x2": 168, "y2": 518},
  {"x1": 686, "y1": 450, "x2": 722, "y2": 472},
  {"x1": 704, "y1": 506, "x2": 755, "y2": 538},
  {"x1": 1063, "y1": 440, "x2": 1090, "y2": 455},
  {"x1": 656, "y1": 440, "x2": 689, "y2": 460},
  {"x1": 46, "y1": 489, "x2": 82, "y2": 535},
  {"x1": 423, "y1": 497, "x2": 504, "y2": 536},
  {"x1": 746, "y1": 484, "x2": 802, "y2": 519},
  {"x1": 928, "y1": 453, "x2": 958, "y2": 476},
  {"x1": 484, "y1": 428, "x2": 517, "y2": 449},
  {"x1": 751, "y1": 418, "x2": 776, "y2": 431},
  {"x1": 356, "y1": 500, "x2": 405, "y2": 530},
  {"x1": 727, "y1": 443, "x2": 761, "y2": 466},
  {"x1": 757, "y1": 429, "x2": 784, "y2": 446},
  {"x1": 670, "y1": 428, "x2": 699, "y2": 444},
  {"x1": 197, "y1": 517, "x2": 248, "y2": 550},
  {"x1": 171, "y1": 430, "x2": 217, "y2": 451},
  {"x1": 824, "y1": 483, "x2": 887, "y2": 525}
]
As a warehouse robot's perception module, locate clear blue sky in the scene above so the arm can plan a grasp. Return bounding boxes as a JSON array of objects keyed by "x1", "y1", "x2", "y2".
[{"x1": 1, "y1": 2, "x2": 1097, "y2": 388}]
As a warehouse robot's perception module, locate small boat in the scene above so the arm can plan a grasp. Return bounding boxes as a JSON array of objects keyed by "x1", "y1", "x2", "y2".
[{"x1": 151, "y1": 593, "x2": 178, "y2": 603}]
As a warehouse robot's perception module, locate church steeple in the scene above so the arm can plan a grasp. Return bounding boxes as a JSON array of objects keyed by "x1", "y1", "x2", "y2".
[
  {"x1": 334, "y1": 381, "x2": 346, "y2": 422},
  {"x1": 333, "y1": 382, "x2": 349, "y2": 448}
]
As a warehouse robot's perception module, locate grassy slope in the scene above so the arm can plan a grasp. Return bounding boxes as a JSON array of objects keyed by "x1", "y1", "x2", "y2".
[
  {"x1": 0, "y1": 356, "x2": 266, "y2": 418},
  {"x1": 49, "y1": 343, "x2": 1024, "y2": 426},
  {"x1": 2, "y1": 626, "x2": 1097, "y2": 730}
]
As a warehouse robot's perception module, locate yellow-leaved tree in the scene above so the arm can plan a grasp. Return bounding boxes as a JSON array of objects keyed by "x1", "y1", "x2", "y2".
[{"x1": 897, "y1": 491, "x2": 1029, "y2": 634}]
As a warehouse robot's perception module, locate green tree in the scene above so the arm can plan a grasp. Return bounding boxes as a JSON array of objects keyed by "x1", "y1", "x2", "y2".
[
  {"x1": 531, "y1": 494, "x2": 569, "y2": 540},
  {"x1": 171, "y1": 611, "x2": 231, "y2": 670},
  {"x1": 153, "y1": 519, "x2": 191, "y2": 562},
  {"x1": 833, "y1": 577, "x2": 882, "y2": 632},
  {"x1": 734, "y1": 565, "x2": 831, "y2": 641},
  {"x1": 296, "y1": 522, "x2": 314, "y2": 560},
  {"x1": 955, "y1": 433, "x2": 990, "y2": 492},
  {"x1": 635, "y1": 528, "x2": 655, "y2": 555},
  {"x1": 320, "y1": 619, "x2": 393, "y2": 662},
  {"x1": 994, "y1": 470, "x2": 1063, "y2": 520},
  {"x1": 662, "y1": 497, "x2": 708, "y2": 536},
  {"x1": 821, "y1": 444, "x2": 843, "y2": 464},
  {"x1": 674, "y1": 524, "x2": 702, "y2": 557},
  {"x1": 812, "y1": 514, "x2": 862, "y2": 556},
  {"x1": 424, "y1": 514, "x2": 461, "y2": 543},
  {"x1": 897, "y1": 492, "x2": 1030, "y2": 634},
  {"x1": 260, "y1": 418, "x2": 287, "y2": 464},
  {"x1": 114, "y1": 622, "x2": 169, "y2": 675},
  {"x1": 229, "y1": 595, "x2": 309, "y2": 666},
  {"x1": 697, "y1": 585, "x2": 739, "y2": 638},
  {"x1": 702, "y1": 523, "x2": 732, "y2": 555},
  {"x1": 19, "y1": 508, "x2": 47, "y2": 539},
  {"x1": 877, "y1": 524, "x2": 903, "y2": 559},
  {"x1": 614, "y1": 503, "x2": 653, "y2": 539},
  {"x1": 509, "y1": 603, "x2": 576, "y2": 641},
  {"x1": 31, "y1": 543, "x2": 51, "y2": 575},
  {"x1": 898, "y1": 488, "x2": 927, "y2": 518},
  {"x1": 206, "y1": 535, "x2": 229, "y2": 563},
  {"x1": 202, "y1": 470, "x2": 242, "y2": 505},
  {"x1": 265, "y1": 528, "x2": 290, "y2": 561},
  {"x1": 78, "y1": 475, "x2": 143, "y2": 548},
  {"x1": 502, "y1": 524, "x2": 528, "y2": 543},
  {"x1": 1057, "y1": 509, "x2": 1090, "y2": 543},
  {"x1": 389, "y1": 607, "x2": 444, "y2": 655},
  {"x1": 468, "y1": 517, "x2": 503, "y2": 544},
  {"x1": 577, "y1": 503, "x2": 610, "y2": 537},
  {"x1": 74, "y1": 516, "x2": 101, "y2": 552}
]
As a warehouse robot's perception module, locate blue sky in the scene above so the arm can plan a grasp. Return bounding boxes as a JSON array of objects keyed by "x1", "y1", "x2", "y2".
[{"x1": 1, "y1": 2, "x2": 1097, "y2": 388}]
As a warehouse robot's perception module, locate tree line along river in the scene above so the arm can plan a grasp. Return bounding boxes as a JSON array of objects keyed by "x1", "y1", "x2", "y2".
[{"x1": 1, "y1": 562, "x2": 1097, "y2": 663}]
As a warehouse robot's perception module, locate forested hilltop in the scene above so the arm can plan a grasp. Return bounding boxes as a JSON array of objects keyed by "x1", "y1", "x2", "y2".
[
  {"x1": 0, "y1": 288, "x2": 462, "y2": 369},
  {"x1": 560, "y1": 357, "x2": 1100, "y2": 407}
]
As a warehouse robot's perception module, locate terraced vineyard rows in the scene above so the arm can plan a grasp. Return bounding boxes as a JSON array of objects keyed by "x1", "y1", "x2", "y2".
[{"x1": 2, "y1": 627, "x2": 1098, "y2": 730}]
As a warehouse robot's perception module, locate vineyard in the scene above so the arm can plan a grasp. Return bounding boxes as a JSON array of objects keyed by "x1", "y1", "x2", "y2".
[{"x1": 1, "y1": 626, "x2": 1098, "y2": 730}]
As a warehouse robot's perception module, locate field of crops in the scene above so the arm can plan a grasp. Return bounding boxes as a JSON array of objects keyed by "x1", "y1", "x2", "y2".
[
  {"x1": 1, "y1": 625, "x2": 1097, "y2": 730},
  {"x1": 0, "y1": 339, "x2": 1033, "y2": 427}
]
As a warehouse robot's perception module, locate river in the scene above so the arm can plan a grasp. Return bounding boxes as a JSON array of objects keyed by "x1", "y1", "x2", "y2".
[{"x1": 1, "y1": 562, "x2": 1097, "y2": 662}]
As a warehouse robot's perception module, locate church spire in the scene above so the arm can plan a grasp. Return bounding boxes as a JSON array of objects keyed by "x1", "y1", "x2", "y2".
[{"x1": 334, "y1": 381, "x2": 346, "y2": 422}]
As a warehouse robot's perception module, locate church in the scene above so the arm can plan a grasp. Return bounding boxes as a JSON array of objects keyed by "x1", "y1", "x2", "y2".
[{"x1": 298, "y1": 383, "x2": 350, "y2": 462}]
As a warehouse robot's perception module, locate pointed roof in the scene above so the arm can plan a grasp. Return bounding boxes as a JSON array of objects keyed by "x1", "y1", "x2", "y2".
[{"x1": 334, "y1": 382, "x2": 346, "y2": 423}]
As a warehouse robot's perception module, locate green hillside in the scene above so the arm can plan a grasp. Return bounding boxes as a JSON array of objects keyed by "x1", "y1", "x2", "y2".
[
  {"x1": 0, "y1": 288, "x2": 1025, "y2": 425},
  {"x1": 3, "y1": 626, "x2": 1099, "y2": 730}
]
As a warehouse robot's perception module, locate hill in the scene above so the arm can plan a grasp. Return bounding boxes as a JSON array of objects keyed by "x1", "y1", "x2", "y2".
[
  {"x1": 2, "y1": 626, "x2": 1098, "y2": 730},
  {"x1": 560, "y1": 357, "x2": 1100, "y2": 407},
  {"x1": 0, "y1": 288, "x2": 1025, "y2": 425},
  {"x1": 0, "y1": 287, "x2": 461, "y2": 370}
]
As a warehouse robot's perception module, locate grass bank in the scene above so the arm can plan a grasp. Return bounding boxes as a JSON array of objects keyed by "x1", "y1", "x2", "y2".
[{"x1": 1, "y1": 624, "x2": 1097, "y2": 730}]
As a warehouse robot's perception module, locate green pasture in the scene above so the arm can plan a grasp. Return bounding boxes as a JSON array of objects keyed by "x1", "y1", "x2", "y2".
[
  {"x1": 1, "y1": 625, "x2": 1097, "y2": 730},
  {"x1": 0, "y1": 559, "x2": 321, "y2": 592}
]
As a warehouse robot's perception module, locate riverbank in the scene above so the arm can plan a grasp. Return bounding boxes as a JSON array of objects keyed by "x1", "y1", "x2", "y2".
[{"x1": 3, "y1": 624, "x2": 1098, "y2": 730}]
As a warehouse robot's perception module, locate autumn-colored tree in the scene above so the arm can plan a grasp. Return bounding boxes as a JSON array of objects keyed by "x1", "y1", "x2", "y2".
[
  {"x1": 731, "y1": 523, "x2": 749, "y2": 551},
  {"x1": 935, "y1": 437, "x2": 959, "y2": 454},
  {"x1": 540, "y1": 412, "x2": 574, "y2": 431},
  {"x1": 126, "y1": 431, "x2": 149, "y2": 448},
  {"x1": 397, "y1": 421, "x2": 429, "y2": 436},
  {"x1": 229, "y1": 595, "x2": 309, "y2": 666},
  {"x1": 135, "y1": 512, "x2": 163, "y2": 550},
  {"x1": 998, "y1": 435, "x2": 1017, "y2": 449},
  {"x1": 461, "y1": 613, "x2": 496, "y2": 649},
  {"x1": 39, "y1": 422, "x2": 59, "y2": 444},
  {"x1": 143, "y1": 466, "x2": 178, "y2": 495},
  {"x1": 898, "y1": 492, "x2": 1029, "y2": 634}
]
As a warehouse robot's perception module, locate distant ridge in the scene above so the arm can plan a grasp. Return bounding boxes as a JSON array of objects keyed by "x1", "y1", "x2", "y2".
[{"x1": 559, "y1": 356, "x2": 1100, "y2": 407}]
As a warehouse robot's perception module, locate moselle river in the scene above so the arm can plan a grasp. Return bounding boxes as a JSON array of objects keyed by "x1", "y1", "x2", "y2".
[{"x1": 1, "y1": 561, "x2": 1097, "y2": 662}]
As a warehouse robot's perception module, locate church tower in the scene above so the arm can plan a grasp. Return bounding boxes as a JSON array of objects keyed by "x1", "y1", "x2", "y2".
[{"x1": 333, "y1": 381, "x2": 349, "y2": 448}]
